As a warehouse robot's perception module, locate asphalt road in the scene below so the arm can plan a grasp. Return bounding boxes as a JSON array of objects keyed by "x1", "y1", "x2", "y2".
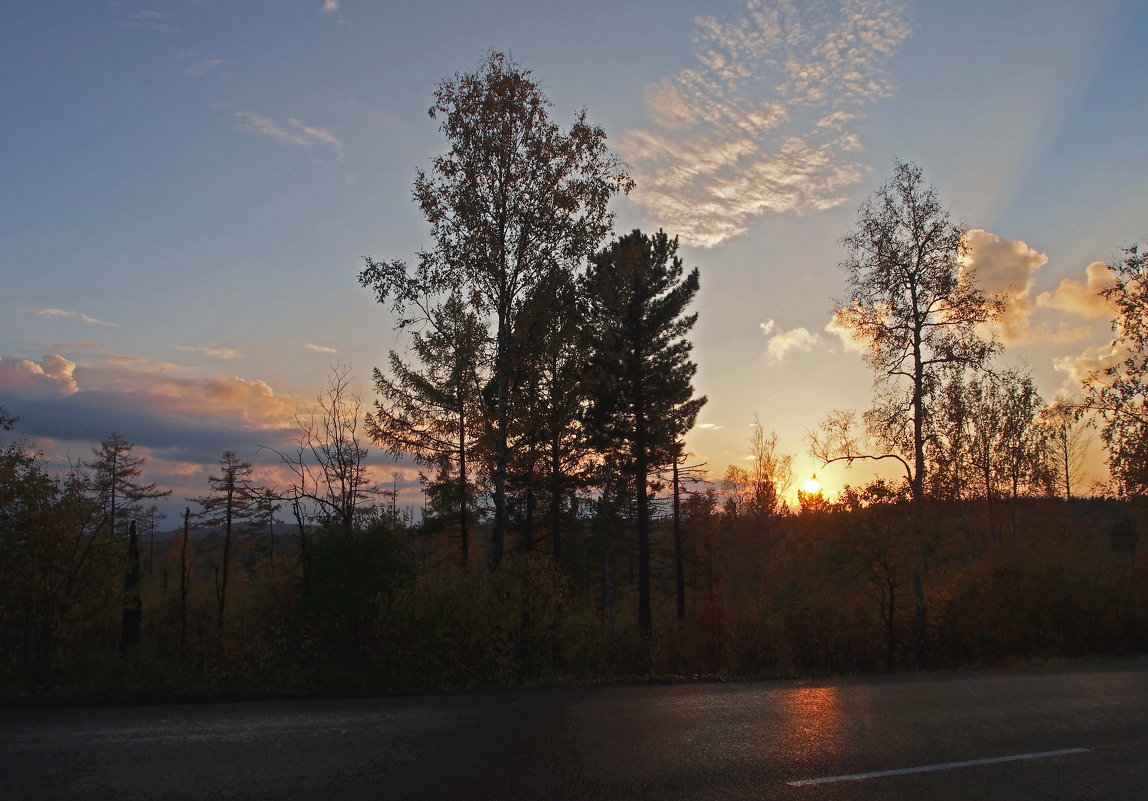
[{"x1": 2, "y1": 663, "x2": 1146, "y2": 800}]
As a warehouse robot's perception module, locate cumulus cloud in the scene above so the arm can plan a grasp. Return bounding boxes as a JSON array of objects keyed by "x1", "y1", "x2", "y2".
[
  {"x1": 1054, "y1": 341, "x2": 1129, "y2": 389},
  {"x1": 32, "y1": 307, "x2": 119, "y2": 327},
  {"x1": 622, "y1": 0, "x2": 911, "y2": 247},
  {"x1": 1036, "y1": 261, "x2": 1118, "y2": 320},
  {"x1": 0, "y1": 353, "x2": 303, "y2": 463},
  {"x1": 0, "y1": 354, "x2": 79, "y2": 396},
  {"x1": 763, "y1": 318, "x2": 822, "y2": 362},
  {"x1": 234, "y1": 112, "x2": 343, "y2": 153},
  {"x1": 178, "y1": 345, "x2": 243, "y2": 360},
  {"x1": 960, "y1": 229, "x2": 1088, "y2": 345},
  {"x1": 306, "y1": 343, "x2": 338, "y2": 354}
]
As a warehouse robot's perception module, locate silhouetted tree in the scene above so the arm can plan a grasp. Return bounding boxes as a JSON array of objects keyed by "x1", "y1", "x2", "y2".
[
  {"x1": 84, "y1": 433, "x2": 170, "y2": 538},
  {"x1": 279, "y1": 366, "x2": 379, "y2": 534},
  {"x1": 1081, "y1": 243, "x2": 1148, "y2": 495},
  {"x1": 507, "y1": 267, "x2": 596, "y2": 561},
  {"x1": 192, "y1": 451, "x2": 257, "y2": 632},
  {"x1": 365, "y1": 294, "x2": 486, "y2": 566},
  {"x1": 814, "y1": 160, "x2": 1002, "y2": 666},
  {"x1": 584, "y1": 229, "x2": 706, "y2": 641},
  {"x1": 819, "y1": 161, "x2": 1002, "y2": 502},
  {"x1": 360, "y1": 51, "x2": 631, "y2": 567},
  {"x1": 1040, "y1": 400, "x2": 1091, "y2": 501},
  {"x1": 83, "y1": 433, "x2": 169, "y2": 653}
]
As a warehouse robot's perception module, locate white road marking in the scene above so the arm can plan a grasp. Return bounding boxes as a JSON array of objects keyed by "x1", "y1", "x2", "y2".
[{"x1": 787, "y1": 747, "x2": 1090, "y2": 787}]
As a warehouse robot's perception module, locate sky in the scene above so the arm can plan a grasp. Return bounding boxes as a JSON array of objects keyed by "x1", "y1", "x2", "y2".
[{"x1": 3, "y1": 0, "x2": 1148, "y2": 516}]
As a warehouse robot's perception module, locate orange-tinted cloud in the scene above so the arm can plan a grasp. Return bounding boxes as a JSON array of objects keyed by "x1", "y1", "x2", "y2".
[
  {"x1": 763, "y1": 320, "x2": 822, "y2": 363},
  {"x1": 1053, "y1": 341, "x2": 1129, "y2": 388},
  {"x1": 823, "y1": 308, "x2": 868, "y2": 353},
  {"x1": 0, "y1": 354, "x2": 79, "y2": 395},
  {"x1": 0, "y1": 352, "x2": 303, "y2": 463},
  {"x1": 960, "y1": 229, "x2": 1088, "y2": 345},
  {"x1": 1036, "y1": 261, "x2": 1118, "y2": 320}
]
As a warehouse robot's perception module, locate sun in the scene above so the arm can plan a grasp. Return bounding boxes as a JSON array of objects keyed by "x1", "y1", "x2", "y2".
[{"x1": 802, "y1": 474, "x2": 823, "y2": 495}]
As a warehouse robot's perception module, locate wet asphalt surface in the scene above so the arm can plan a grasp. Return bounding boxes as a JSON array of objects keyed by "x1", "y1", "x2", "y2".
[{"x1": 2, "y1": 663, "x2": 1146, "y2": 800}]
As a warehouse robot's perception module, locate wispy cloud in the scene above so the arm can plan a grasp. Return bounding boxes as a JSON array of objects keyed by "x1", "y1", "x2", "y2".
[
  {"x1": 178, "y1": 345, "x2": 243, "y2": 360},
  {"x1": 117, "y1": 8, "x2": 178, "y2": 34},
  {"x1": 234, "y1": 112, "x2": 344, "y2": 154},
  {"x1": 762, "y1": 318, "x2": 822, "y2": 363},
  {"x1": 696, "y1": 422, "x2": 724, "y2": 430},
  {"x1": 622, "y1": 0, "x2": 911, "y2": 247},
  {"x1": 32, "y1": 308, "x2": 120, "y2": 327},
  {"x1": 184, "y1": 58, "x2": 226, "y2": 77},
  {"x1": 321, "y1": 0, "x2": 341, "y2": 16},
  {"x1": 305, "y1": 343, "x2": 338, "y2": 354}
]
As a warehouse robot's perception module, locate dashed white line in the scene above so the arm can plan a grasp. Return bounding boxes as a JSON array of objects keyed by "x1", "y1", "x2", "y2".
[{"x1": 787, "y1": 747, "x2": 1090, "y2": 787}]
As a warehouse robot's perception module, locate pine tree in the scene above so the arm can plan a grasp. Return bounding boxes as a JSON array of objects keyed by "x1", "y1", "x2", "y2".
[{"x1": 583, "y1": 229, "x2": 706, "y2": 641}]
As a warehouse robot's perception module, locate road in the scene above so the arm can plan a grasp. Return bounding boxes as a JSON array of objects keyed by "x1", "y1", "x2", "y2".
[{"x1": 2, "y1": 663, "x2": 1146, "y2": 800}]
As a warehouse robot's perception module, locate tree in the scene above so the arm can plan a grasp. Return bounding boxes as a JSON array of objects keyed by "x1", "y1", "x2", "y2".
[
  {"x1": 505, "y1": 267, "x2": 596, "y2": 561},
  {"x1": 584, "y1": 229, "x2": 706, "y2": 640},
  {"x1": 820, "y1": 160, "x2": 1002, "y2": 502},
  {"x1": 192, "y1": 451, "x2": 257, "y2": 632},
  {"x1": 814, "y1": 160, "x2": 1002, "y2": 667},
  {"x1": 365, "y1": 294, "x2": 486, "y2": 566},
  {"x1": 360, "y1": 51, "x2": 631, "y2": 567},
  {"x1": 1040, "y1": 400, "x2": 1090, "y2": 501},
  {"x1": 1080, "y1": 243, "x2": 1148, "y2": 495},
  {"x1": 83, "y1": 433, "x2": 170, "y2": 653},
  {"x1": 84, "y1": 433, "x2": 171, "y2": 538},
  {"x1": 746, "y1": 416, "x2": 793, "y2": 526},
  {"x1": 279, "y1": 366, "x2": 379, "y2": 534}
]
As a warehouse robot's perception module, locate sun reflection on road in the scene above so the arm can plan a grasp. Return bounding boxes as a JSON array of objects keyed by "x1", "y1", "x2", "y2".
[{"x1": 779, "y1": 685, "x2": 844, "y2": 761}]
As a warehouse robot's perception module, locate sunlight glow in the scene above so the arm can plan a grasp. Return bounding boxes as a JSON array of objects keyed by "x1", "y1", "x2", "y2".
[{"x1": 802, "y1": 475, "x2": 823, "y2": 495}]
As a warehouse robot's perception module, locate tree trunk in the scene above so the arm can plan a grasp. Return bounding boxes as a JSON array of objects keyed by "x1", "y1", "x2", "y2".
[
  {"x1": 673, "y1": 453, "x2": 686, "y2": 624},
  {"x1": 120, "y1": 520, "x2": 141, "y2": 654},
  {"x1": 180, "y1": 508, "x2": 190, "y2": 659}
]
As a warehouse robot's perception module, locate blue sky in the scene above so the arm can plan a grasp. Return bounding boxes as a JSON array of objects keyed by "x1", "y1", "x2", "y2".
[{"x1": 3, "y1": 0, "x2": 1147, "y2": 510}]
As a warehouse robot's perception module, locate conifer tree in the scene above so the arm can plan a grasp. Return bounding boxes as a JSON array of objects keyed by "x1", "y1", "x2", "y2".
[
  {"x1": 583, "y1": 229, "x2": 706, "y2": 640},
  {"x1": 192, "y1": 451, "x2": 257, "y2": 632},
  {"x1": 360, "y1": 51, "x2": 631, "y2": 567}
]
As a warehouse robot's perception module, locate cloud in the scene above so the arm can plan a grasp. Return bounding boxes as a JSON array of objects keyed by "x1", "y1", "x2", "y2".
[
  {"x1": 960, "y1": 229, "x2": 1088, "y2": 345},
  {"x1": 1054, "y1": 341, "x2": 1129, "y2": 389},
  {"x1": 118, "y1": 8, "x2": 178, "y2": 33},
  {"x1": 306, "y1": 343, "x2": 338, "y2": 354},
  {"x1": 178, "y1": 345, "x2": 243, "y2": 360},
  {"x1": 321, "y1": 0, "x2": 340, "y2": 15},
  {"x1": 621, "y1": 0, "x2": 911, "y2": 247},
  {"x1": 52, "y1": 339, "x2": 104, "y2": 352},
  {"x1": 824, "y1": 309, "x2": 868, "y2": 353},
  {"x1": 763, "y1": 319, "x2": 822, "y2": 362},
  {"x1": 696, "y1": 422, "x2": 724, "y2": 430},
  {"x1": 234, "y1": 112, "x2": 344, "y2": 153},
  {"x1": 0, "y1": 354, "x2": 79, "y2": 396},
  {"x1": 1036, "y1": 261, "x2": 1118, "y2": 320},
  {"x1": 32, "y1": 307, "x2": 119, "y2": 327},
  {"x1": 0, "y1": 353, "x2": 304, "y2": 464},
  {"x1": 184, "y1": 58, "x2": 225, "y2": 77}
]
